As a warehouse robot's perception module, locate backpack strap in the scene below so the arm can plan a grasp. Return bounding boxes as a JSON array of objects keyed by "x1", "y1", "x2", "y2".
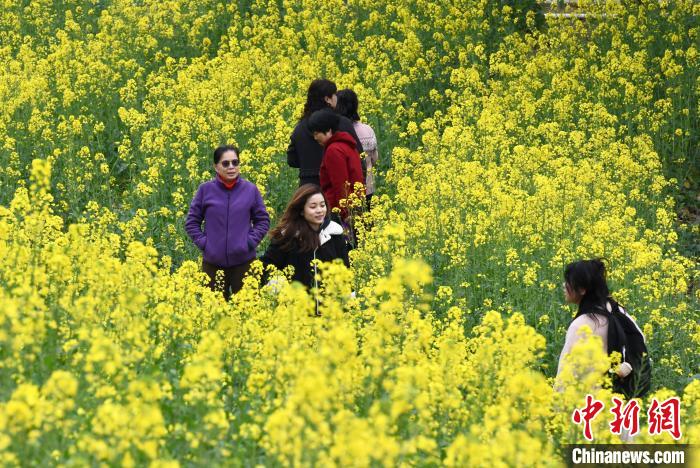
[
  {"x1": 615, "y1": 302, "x2": 647, "y2": 341},
  {"x1": 606, "y1": 300, "x2": 630, "y2": 362}
]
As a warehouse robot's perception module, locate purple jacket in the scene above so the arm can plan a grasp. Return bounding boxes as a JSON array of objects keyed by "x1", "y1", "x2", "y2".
[{"x1": 185, "y1": 177, "x2": 270, "y2": 267}]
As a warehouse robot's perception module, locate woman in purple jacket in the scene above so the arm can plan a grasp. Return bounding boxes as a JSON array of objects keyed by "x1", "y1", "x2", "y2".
[{"x1": 186, "y1": 145, "x2": 270, "y2": 300}]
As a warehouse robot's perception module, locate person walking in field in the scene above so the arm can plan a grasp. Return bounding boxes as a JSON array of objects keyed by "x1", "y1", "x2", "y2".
[
  {"x1": 557, "y1": 259, "x2": 651, "y2": 398},
  {"x1": 287, "y1": 78, "x2": 362, "y2": 187},
  {"x1": 185, "y1": 145, "x2": 270, "y2": 300},
  {"x1": 307, "y1": 108, "x2": 365, "y2": 224},
  {"x1": 260, "y1": 184, "x2": 349, "y2": 314},
  {"x1": 336, "y1": 88, "x2": 379, "y2": 209}
]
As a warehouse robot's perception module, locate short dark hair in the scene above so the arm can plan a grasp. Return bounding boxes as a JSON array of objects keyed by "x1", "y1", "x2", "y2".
[
  {"x1": 213, "y1": 145, "x2": 240, "y2": 164},
  {"x1": 336, "y1": 89, "x2": 360, "y2": 122},
  {"x1": 307, "y1": 108, "x2": 340, "y2": 134}
]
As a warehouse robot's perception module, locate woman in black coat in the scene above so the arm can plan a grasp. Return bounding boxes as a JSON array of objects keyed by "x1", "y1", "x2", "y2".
[
  {"x1": 287, "y1": 78, "x2": 362, "y2": 186},
  {"x1": 260, "y1": 184, "x2": 349, "y2": 306}
]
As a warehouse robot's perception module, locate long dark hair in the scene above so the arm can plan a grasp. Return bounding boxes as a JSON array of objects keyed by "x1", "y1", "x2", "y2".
[
  {"x1": 565, "y1": 259, "x2": 612, "y2": 321},
  {"x1": 269, "y1": 184, "x2": 327, "y2": 252},
  {"x1": 301, "y1": 79, "x2": 337, "y2": 120},
  {"x1": 336, "y1": 88, "x2": 360, "y2": 122}
]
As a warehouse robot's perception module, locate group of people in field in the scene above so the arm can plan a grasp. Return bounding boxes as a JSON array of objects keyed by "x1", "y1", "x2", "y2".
[
  {"x1": 185, "y1": 78, "x2": 376, "y2": 301},
  {"x1": 185, "y1": 79, "x2": 651, "y2": 398}
]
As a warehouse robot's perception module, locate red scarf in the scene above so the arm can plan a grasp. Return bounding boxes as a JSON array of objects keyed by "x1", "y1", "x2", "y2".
[{"x1": 217, "y1": 174, "x2": 238, "y2": 190}]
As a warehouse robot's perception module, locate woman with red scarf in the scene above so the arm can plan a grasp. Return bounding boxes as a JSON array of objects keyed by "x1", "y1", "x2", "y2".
[{"x1": 186, "y1": 145, "x2": 270, "y2": 300}]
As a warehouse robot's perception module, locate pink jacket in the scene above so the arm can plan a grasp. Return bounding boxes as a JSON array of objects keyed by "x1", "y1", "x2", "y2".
[{"x1": 353, "y1": 121, "x2": 378, "y2": 195}]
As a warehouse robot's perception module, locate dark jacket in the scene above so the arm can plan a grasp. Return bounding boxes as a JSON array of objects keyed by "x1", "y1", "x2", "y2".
[
  {"x1": 319, "y1": 131, "x2": 365, "y2": 219},
  {"x1": 260, "y1": 218, "x2": 349, "y2": 290},
  {"x1": 185, "y1": 177, "x2": 270, "y2": 267},
  {"x1": 287, "y1": 113, "x2": 362, "y2": 182}
]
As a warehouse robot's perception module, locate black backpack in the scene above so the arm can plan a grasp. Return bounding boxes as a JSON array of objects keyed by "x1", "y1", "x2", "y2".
[{"x1": 605, "y1": 300, "x2": 652, "y2": 398}]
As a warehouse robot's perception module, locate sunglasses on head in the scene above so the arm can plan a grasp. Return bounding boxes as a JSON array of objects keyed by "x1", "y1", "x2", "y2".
[{"x1": 220, "y1": 159, "x2": 240, "y2": 168}]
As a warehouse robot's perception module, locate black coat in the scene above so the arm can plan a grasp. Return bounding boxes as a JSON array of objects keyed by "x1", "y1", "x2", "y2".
[
  {"x1": 287, "y1": 114, "x2": 363, "y2": 183},
  {"x1": 260, "y1": 219, "x2": 349, "y2": 289}
]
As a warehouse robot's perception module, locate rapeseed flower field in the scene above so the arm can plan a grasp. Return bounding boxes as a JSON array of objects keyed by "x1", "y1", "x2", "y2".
[{"x1": 0, "y1": 0, "x2": 698, "y2": 465}]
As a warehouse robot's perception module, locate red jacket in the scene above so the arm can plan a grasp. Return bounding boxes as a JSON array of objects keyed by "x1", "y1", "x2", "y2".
[{"x1": 319, "y1": 131, "x2": 365, "y2": 218}]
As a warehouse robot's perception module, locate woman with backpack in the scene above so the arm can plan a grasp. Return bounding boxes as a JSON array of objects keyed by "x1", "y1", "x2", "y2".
[
  {"x1": 336, "y1": 88, "x2": 379, "y2": 209},
  {"x1": 557, "y1": 259, "x2": 651, "y2": 398},
  {"x1": 260, "y1": 184, "x2": 349, "y2": 314},
  {"x1": 286, "y1": 79, "x2": 362, "y2": 187}
]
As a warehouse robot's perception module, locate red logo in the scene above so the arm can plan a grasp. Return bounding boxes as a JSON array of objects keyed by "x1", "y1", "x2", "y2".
[
  {"x1": 572, "y1": 396, "x2": 683, "y2": 441},
  {"x1": 609, "y1": 397, "x2": 640, "y2": 436},
  {"x1": 648, "y1": 397, "x2": 682, "y2": 440},
  {"x1": 572, "y1": 394, "x2": 605, "y2": 441}
]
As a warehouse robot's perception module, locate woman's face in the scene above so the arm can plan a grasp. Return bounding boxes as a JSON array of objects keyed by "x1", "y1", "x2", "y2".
[
  {"x1": 563, "y1": 281, "x2": 584, "y2": 304},
  {"x1": 312, "y1": 130, "x2": 333, "y2": 147},
  {"x1": 303, "y1": 193, "x2": 327, "y2": 228},
  {"x1": 214, "y1": 150, "x2": 240, "y2": 183},
  {"x1": 324, "y1": 93, "x2": 337, "y2": 109}
]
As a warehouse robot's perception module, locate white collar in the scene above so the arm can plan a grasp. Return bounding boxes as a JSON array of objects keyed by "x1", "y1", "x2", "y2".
[{"x1": 319, "y1": 221, "x2": 343, "y2": 246}]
